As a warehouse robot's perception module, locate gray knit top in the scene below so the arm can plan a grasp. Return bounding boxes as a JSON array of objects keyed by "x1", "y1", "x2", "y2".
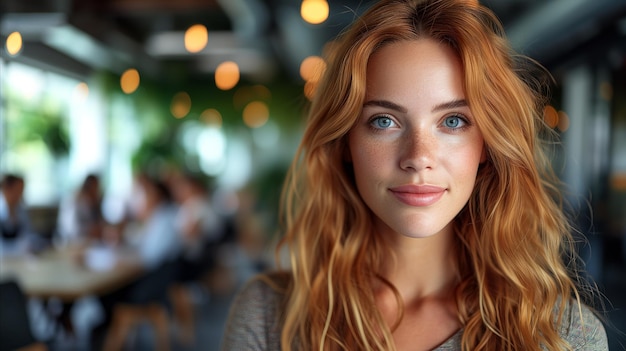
[{"x1": 221, "y1": 276, "x2": 608, "y2": 350}]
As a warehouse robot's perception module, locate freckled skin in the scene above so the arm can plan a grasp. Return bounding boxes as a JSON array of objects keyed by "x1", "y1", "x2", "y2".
[{"x1": 348, "y1": 39, "x2": 486, "y2": 240}]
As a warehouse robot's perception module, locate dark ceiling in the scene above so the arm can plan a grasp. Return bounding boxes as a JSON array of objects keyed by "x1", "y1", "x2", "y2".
[{"x1": 2, "y1": 0, "x2": 626, "y2": 86}]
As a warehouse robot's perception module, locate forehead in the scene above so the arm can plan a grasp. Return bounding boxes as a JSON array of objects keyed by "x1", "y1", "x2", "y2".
[
  {"x1": 367, "y1": 39, "x2": 462, "y2": 82},
  {"x1": 365, "y1": 39, "x2": 466, "y2": 106}
]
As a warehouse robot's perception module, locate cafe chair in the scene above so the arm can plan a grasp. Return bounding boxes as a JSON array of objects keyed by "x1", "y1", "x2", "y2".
[
  {"x1": 102, "y1": 261, "x2": 177, "y2": 351},
  {"x1": 103, "y1": 303, "x2": 169, "y2": 351},
  {"x1": 168, "y1": 283, "x2": 194, "y2": 346},
  {"x1": 167, "y1": 239, "x2": 221, "y2": 346},
  {"x1": 0, "y1": 280, "x2": 49, "y2": 351}
]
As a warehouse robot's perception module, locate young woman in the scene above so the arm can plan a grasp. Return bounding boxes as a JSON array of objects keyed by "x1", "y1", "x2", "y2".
[{"x1": 221, "y1": 0, "x2": 608, "y2": 350}]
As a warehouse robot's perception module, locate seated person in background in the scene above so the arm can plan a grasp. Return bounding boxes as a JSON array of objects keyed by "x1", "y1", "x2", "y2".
[
  {"x1": 56, "y1": 174, "x2": 105, "y2": 246},
  {"x1": 91, "y1": 174, "x2": 183, "y2": 349},
  {"x1": 169, "y1": 172, "x2": 225, "y2": 344},
  {"x1": 171, "y1": 172, "x2": 224, "y2": 279},
  {"x1": 0, "y1": 174, "x2": 42, "y2": 256},
  {"x1": 122, "y1": 173, "x2": 182, "y2": 269}
]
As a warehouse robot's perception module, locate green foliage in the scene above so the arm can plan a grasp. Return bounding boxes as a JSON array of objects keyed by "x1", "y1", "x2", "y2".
[
  {"x1": 5, "y1": 102, "x2": 70, "y2": 157},
  {"x1": 41, "y1": 116, "x2": 70, "y2": 156}
]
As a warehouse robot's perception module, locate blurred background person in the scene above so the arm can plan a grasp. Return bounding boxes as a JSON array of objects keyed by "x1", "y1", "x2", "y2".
[
  {"x1": 119, "y1": 172, "x2": 182, "y2": 270},
  {"x1": 168, "y1": 171, "x2": 225, "y2": 345},
  {"x1": 56, "y1": 173, "x2": 105, "y2": 247},
  {"x1": 171, "y1": 171, "x2": 224, "y2": 277},
  {"x1": 0, "y1": 173, "x2": 44, "y2": 256},
  {"x1": 0, "y1": 173, "x2": 54, "y2": 344},
  {"x1": 91, "y1": 172, "x2": 183, "y2": 349}
]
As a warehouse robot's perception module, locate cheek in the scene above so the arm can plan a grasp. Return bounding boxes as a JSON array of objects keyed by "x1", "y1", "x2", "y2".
[
  {"x1": 349, "y1": 137, "x2": 382, "y2": 193},
  {"x1": 452, "y1": 141, "x2": 484, "y2": 180},
  {"x1": 350, "y1": 139, "x2": 388, "y2": 176}
]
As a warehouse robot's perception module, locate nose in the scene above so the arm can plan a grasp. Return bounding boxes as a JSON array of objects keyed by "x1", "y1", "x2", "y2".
[{"x1": 399, "y1": 129, "x2": 437, "y2": 172}]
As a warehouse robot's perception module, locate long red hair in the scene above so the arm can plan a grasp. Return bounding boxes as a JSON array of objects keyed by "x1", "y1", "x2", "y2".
[{"x1": 274, "y1": 0, "x2": 592, "y2": 349}]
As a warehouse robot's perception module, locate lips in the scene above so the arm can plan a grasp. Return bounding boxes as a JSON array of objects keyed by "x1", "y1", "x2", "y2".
[{"x1": 389, "y1": 184, "x2": 446, "y2": 207}]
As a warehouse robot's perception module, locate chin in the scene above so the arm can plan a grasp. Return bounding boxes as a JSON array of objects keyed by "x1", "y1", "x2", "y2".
[
  {"x1": 390, "y1": 220, "x2": 454, "y2": 240},
  {"x1": 399, "y1": 231, "x2": 445, "y2": 239}
]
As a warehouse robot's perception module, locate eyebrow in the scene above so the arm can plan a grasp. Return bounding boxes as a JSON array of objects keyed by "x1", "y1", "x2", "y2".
[
  {"x1": 431, "y1": 99, "x2": 468, "y2": 113},
  {"x1": 363, "y1": 100, "x2": 407, "y2": 113},
  {"x1": 363, "y1": 99, "x2": 468, "y2": 114}
]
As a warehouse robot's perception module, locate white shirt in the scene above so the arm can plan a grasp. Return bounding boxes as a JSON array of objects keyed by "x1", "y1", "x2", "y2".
[
  {"x1": 0, "y1": 194, "x2": 36, "y2": 256},
  {"x1": 126, "y1": 203, "x2": 182, "y2": 269}
]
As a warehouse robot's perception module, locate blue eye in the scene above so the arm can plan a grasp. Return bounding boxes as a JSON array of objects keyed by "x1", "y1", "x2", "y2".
[
  {"x1": 371, "y1": 116, "x2": 395, "y2": 129},
  {"x1": 443, "y1": 115, "x2": 466, "y2": 129}
]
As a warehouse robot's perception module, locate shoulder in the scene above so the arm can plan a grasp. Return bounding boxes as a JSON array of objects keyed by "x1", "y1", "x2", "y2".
[
  {"x1": 221, "y1": 272, "x2": 289, "y2": 351},
  {"x1": 232, "y1": 272, "x2": 287, "y2": 309},
  {"x1": 559, "y1": 300, "x2": 608, "y2": 351}
]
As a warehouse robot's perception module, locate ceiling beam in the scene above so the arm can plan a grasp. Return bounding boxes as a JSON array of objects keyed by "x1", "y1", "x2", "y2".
[{"x1": 506, "y1": 0, "x2": 626, "y2": 62}]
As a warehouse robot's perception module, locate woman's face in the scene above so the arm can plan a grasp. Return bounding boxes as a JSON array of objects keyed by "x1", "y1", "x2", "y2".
[{"x1": 348, "y1": 39, "x2": 485, "y2": 240}]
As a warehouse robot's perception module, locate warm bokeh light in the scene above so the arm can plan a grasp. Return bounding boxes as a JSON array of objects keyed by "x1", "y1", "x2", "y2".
[
  {"x1": 599, "y1": 82, "x2": 613, "y2": 101},
  {"x1": 557, "y1": 110, "x2": 570, "y2": 132},
  {"x1": 73, "y1": 82, "x2": 90, "y2": 102},
  {"x1": 301, "y1": 0, "x2": 329, "y2": 25},
  {"x1": 304, "y1": 80, "x2": 318, "y2": 101},
  {"x1": 215, "y1": 61, "x2": 240, "y2": 90},
  {"x1": 543, "y1": 105, "x2": 558, "y2": 128},
  {"x1": 201, "y1": 108, "x2": 223, "y2": 127},
  {"x1": 243, "y1": 101, "x2": 269, "y2": 128},
  {"x1": 120, "y1": 68, "x2": 140, "y2": 94},
  {"x1": 184, "y1": 24, "x2": 208, "y2": 53},
  {"x1": 253, "y1": 85, "x2": 272, "y2": 101},
  {"x1": 6, "y1": 31, "x2": 23, "y2": 56},
  {"x1": 233, "y1": 87, "x2": 254, "y2": 110},
  {"x1": 233, "y1": 85, "x2": 272, "y2": 110},
  {"x1": 299, "y1": 56, "x2": 326, "y2": 82},
  {"x1": 611, "y1": 173, "x2": 626, "y2": 190},
  {"x1": 171, "y1": 92, "x2": 192, "y2": 119}
]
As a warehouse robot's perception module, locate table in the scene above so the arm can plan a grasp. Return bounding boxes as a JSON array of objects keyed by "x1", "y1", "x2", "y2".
[
  {"x1": 1, "y1": 246, "x2": 145, "y2": 337},
  {"x1": 0, "y1": 246, "x2": 144, "y2": 303}
]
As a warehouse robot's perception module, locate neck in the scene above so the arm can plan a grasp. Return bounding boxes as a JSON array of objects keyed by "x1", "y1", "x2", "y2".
[{"x1": 377, "y1": 224, "x2": 459, "y2": 302}]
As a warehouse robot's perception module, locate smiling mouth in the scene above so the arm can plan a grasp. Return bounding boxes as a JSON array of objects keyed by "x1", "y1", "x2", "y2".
[{"x1": 389, "y1": 185, "x2": 446, "y2": 207}]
